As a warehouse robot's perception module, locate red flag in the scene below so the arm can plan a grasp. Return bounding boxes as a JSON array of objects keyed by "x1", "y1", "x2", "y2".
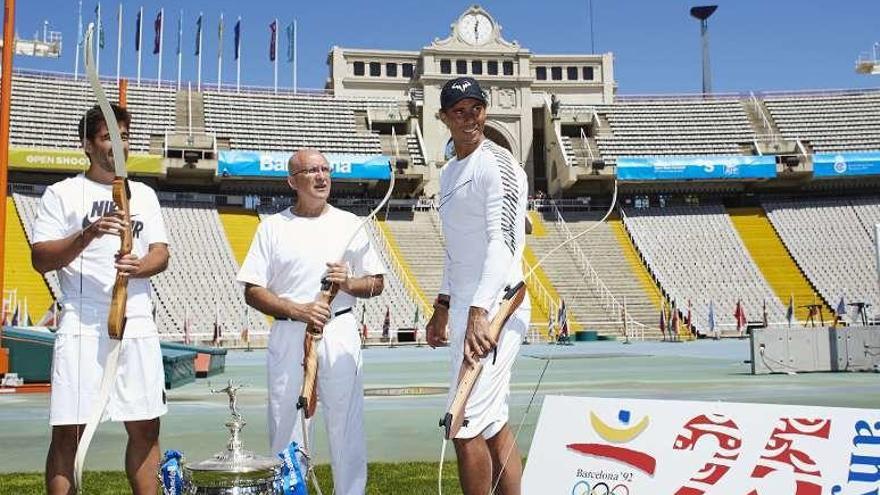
[{"x1": 734, "y1": 300, "x2": 747, "y2": 334}]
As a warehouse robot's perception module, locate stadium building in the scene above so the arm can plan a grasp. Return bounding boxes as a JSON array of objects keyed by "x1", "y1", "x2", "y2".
[{"x1": 3, "y1": 5, "x2": 880, "y2": 347}]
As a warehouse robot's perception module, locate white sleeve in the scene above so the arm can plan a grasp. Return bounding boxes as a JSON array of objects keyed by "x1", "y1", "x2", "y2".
[
  {"x1": 32, "y1": 186, "x2": 71, "y2": 243},
  {"x1": 140, "y1": 188, "x2": 168, "y2": 246},
  {"x1": 237, "y1": 220, "x2": 272, "y2": 288},
  {"x1": 470, "y1": 160, "x2": 517, "y2": 310},
  {"x1": 439, "y1": 250, "x2": 451, "y2": 296},
  {"x1": 348, "y1": 226, "x2": 386, "y2": 278}
]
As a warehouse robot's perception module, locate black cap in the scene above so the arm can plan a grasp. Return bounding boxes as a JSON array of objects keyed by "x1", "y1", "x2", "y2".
[{"x1": 440, "y1": 77, "x2": 487, "y2": 110}]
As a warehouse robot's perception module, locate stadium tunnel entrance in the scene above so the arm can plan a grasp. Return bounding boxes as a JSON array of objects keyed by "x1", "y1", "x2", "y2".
[{"x1": 483, "y1": 125, "x2": 512, "y2": 153}]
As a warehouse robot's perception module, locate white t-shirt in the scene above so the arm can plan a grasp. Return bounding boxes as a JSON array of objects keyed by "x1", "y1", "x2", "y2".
[
  {"x1": 438, "y1": 139, "x2": 530, "y2": 311},
  {"x1": 237, "y1": 206, "x2": 386, "y2": 316},
  {"x1": 32, "y1": 174, "x2": 168, "y2": 336}
]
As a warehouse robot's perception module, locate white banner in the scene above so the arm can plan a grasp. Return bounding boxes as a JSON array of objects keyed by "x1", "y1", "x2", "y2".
[{"x1": 523, "y1": 395, "x2": 880, "y2": 495}]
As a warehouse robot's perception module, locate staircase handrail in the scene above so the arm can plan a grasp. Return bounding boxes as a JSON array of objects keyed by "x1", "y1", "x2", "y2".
[{"x1": 366, "y1": 218, "x2": 431, "y2": 320}]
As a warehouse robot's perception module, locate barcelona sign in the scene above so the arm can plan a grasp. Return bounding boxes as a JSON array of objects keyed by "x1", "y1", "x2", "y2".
[{"x1": 524, "y1": 395, "x2": 880, "y2": 494}]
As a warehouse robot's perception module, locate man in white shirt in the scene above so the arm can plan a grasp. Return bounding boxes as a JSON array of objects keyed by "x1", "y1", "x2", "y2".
[
  {"x1": 32, "y1": 104, "x2": 170, "y2": 495},
  {"x1": 237, "y1": 148, "x2": 386, "y2": 495},
  {"x1": 426, "y1": 77, "x2": 531, "y2": 494}
]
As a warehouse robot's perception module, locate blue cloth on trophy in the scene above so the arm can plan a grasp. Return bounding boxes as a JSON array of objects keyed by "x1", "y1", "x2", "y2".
[
  {"x1": 277, "y1": 441, "x2": 308, "y2": 495},
  {"x1": 160, "y1": 449, "x2": 185, "y2": 495}
]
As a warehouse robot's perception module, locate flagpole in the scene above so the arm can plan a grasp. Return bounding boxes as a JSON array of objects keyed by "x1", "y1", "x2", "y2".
[
  {"x1": 197, "y1": 13, "x2": 202, "y2": 91},
  {"x1": 176, "y1": 9, "x2": 182, "y2": 90},
  {"x1": 235, "y1": 16, "x2": 241, "y2": 93},
  {"x1": 74, "y1": 0, "x2": 82, "y2": 80},
  {"x1": 136, "y1": 6, "x2": 142, "y2": 86},
  {"x1": 157, "y1": 7, "x2": 163, "y2": 87},
  {"x1": 273, "y1": 17, "x2": 278, "y2": 94},
  {"x1": 293, "y1": 19, "x2": 297, "y2": 93},
  {"x1": 95, "y1": 2, "x2": 101, "y2": 74},
  {"x1": 116, "y1": 3, "x2": 122, "y2": 83},
  {"x1": 217, "y1": 12, "x2": 223, "y2": 90}
]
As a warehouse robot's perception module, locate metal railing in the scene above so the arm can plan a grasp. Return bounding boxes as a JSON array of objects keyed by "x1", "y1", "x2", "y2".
[
  {"x1": 367, "y1": 217, "x2": 432, "y2": 323},
  {"x1": 548, "y1": 199, "x2": 650, "y2": 339}
]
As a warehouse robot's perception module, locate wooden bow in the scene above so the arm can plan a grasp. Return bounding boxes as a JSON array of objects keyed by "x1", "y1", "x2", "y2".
[
  {"x1": 440, "y1": 281, "x2": 527, "y2": 440},
  {"x1": 72, "y1": 23, "x2": 131, "y2": 492}
]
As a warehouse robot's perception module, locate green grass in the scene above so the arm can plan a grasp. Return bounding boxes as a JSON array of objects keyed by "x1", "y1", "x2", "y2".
[{"x1": 0, "y1": 462, "x2": 465, "y2": 494}]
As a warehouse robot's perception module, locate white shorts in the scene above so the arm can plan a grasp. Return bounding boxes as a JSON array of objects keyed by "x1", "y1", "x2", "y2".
[
  {"x1": 446, "y1": 304, "x2": 529, "y2": 440},
  {"x1": 49, "y1": 331, "x2": 167, "y2": 426}
]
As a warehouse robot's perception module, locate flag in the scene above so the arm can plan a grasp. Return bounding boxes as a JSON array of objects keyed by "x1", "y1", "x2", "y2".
[
  {"x1": 360, "y1": 311, "x2": 368, "y2": 342},
  {"x1": 708, "y1": 300, "x2": 716, "y2": 338},
  {"x1": 183, "y1": 317, "x2": 190, "y2": 344},
  {"x1": 686, "y1": 299, "x2": 694, "y2": 336},
  {"x1": 95, "y1": 3, "x2": 104, "y2": 49},
  {"x1": 212, "y1": 320, "x2": 221, "y2": 346},
  {"x1": 546, "y1": 308, "x2": 555, "y2": 340},
  {"x1": 285, "y1": 21, "x2": 295, "y2": 63},
  {"x1": 269, "y1": 20, "x2": 277, "y2": 62},
  {"x1": 23, "y1": 299, "x2": 30, "y2": 327},
  {"x1": 153, "y1": 9, "x2": 162, "y2": 54},
  {"x1": 176, "y1": 11, "x2": 182, "y2": 55},
  {"x1": 194, "y1": 13, "x2": 202, "y2": 55},
  {"x1": 557, "y1": 300, "x2": 569, "y2": 339},
  {"x1": 762, "y1": 299, "x2": 768, "y2": 328},
  {"x1": 212, "y1": 302, "x2": 221, "y2": 346},
  {"x1": 670, "y1": 302, "x2": 679, "y2": 340},
  {"x1": 10, "y1": 305, "x2": 18, "y2": 326},
  {"x1": 134, "y1": 8, "x2": 141, "y2": 51},
  {"x1": 233, "y1": 18, "x2": 241, "y2": 60},
  {"x1": 382, "y1": 307, "x2": 390, "y2": 339},
  {"x1": 786, "y1": 294, "x2": 794, "y2": 327},
  {"x1": 659, "y1": 301, "x2": 666, "y2": 337},
  {"x1": 734, "y1": 299, "x2": 747, "y2": 335},
  {"x1": 834, "y1": 296, "x2": 846, "y2": 328},
  {"x1": 217, "y1": 13, "x2": 224, "y2": 57}
]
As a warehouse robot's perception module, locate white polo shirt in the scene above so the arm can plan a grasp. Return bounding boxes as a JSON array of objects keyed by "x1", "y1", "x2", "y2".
[{"x1": 32, "y1": 174, "x2": 168, "y2": 337}]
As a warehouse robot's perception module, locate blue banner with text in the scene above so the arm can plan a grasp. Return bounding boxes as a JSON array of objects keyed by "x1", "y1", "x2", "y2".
[
  {"x1": 616, "y1": 155, "x2": 777, "y2": 181},
  {"x1": 218, "y1": 151, "x2": 391, "y2": 180},
  {"x1": 813, "y1": 152, "x2": 880, "y2": 178}
]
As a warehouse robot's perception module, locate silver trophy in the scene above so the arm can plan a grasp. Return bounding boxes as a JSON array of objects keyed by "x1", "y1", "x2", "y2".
[{"x1": 182, "y1": 380, "x2": 283, "y2": 494}]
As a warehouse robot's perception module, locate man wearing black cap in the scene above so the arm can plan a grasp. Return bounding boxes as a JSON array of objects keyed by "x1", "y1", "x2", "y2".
[{"x1": 426, "y1": 77, "x2": 531, "y2": 494}]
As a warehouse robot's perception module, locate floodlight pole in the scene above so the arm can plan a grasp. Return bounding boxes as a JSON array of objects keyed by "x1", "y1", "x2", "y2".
[{"x1": 690, "y1": 5, "x2": 717, "y2": 95}]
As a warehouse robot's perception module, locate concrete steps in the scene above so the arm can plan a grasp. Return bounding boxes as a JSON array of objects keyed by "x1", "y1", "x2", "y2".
[
  {"x1": 728, "y1": 207, "x2": 830, "y2": 321},
  {"x1": 4, "y1": 197, "x2": 55, "y2": 323}
]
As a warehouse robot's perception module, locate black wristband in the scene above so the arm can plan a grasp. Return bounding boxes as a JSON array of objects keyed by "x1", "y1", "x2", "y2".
[{"x1": 435, "y1": 295, "x2": 450, "y2": 309}]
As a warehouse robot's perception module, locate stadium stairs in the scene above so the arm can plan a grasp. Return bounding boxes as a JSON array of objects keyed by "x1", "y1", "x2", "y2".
[
  {"x1": 4, "y1": 197, "x2": 55, "y2": 323},
  {"x1": 728, "y1": 207, "x2": 831, "y2": 321},
  {"x1": 380, "y1": 210, "x2": 553, "y2": 334},
  {"x1": 374, "y1": 216, "x2": 433, "y2": 313},
  {"x1": 608, "y1": 216, "x2": 664, "y2": 312},
  {"x1": 529, "y1": 210, "x2": 661, "y2": 339},
  {"x1": 522, "y1": 213, "x2": 571, "y2": 332}
]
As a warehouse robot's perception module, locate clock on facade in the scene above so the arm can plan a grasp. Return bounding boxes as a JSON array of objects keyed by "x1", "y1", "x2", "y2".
[{"x1": 458, "y1": 12, "x2": 493, "y2": 46}]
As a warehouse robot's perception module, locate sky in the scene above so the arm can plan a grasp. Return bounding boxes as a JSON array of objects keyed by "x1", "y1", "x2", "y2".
[{"x1": 9, "y1": 0, "x2": 880, "y2": 94}]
